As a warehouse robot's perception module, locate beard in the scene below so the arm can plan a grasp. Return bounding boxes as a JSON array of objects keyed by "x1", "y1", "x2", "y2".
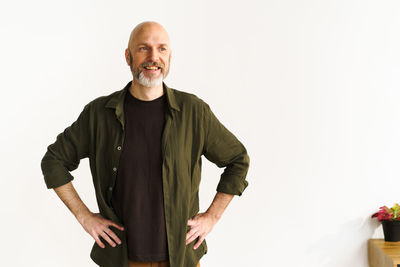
[
  {"x1": 129, "y1": 54, "x2": 170, "y2": 87},
  {"x1": 136, "y1": 70, "x2": 164, "y2": 87}
]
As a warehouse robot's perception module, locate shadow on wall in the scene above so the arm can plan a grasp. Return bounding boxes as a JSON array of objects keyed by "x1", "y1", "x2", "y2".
[{"x1": 305, "y1": 217, "x2": 381, "y2": 267}]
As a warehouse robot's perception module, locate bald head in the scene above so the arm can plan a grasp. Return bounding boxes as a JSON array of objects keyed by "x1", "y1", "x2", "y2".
[
  {"x1": 127, "y1": 21, "x2": 171, "y2": 51},
  {"x1": 125, "y1": 21, "x2": 172, "y2": 88}
]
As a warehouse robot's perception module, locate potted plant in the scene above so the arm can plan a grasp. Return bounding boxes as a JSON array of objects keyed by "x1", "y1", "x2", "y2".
[{"x1": 371, "y1": 203, "x2": 400, "y2": 242}]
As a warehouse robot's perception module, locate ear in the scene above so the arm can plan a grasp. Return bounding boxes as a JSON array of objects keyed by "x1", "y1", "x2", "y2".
[{"x1": 125, "y1": 48, "x2": 130, "y2": 66}]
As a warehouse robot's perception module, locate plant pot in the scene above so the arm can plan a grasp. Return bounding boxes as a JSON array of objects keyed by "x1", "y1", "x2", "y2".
[{"x1": 382, "y1": 220, "x2": 400, "y2": 242}]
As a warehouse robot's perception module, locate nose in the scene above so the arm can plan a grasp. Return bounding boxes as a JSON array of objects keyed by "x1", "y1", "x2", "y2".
[{"x1": 149, "y1": 48, "x2": 159, "y2": 63}]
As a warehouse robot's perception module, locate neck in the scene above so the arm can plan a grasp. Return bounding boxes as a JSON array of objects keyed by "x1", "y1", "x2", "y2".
[{"x1": 129, "y1": 79, "x2": 164, "y2": 101}]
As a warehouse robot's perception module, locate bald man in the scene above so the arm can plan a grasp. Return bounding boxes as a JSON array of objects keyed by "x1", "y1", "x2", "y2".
[{"x1": 41, "y1": 21, "x2": 250, "y2": 267}]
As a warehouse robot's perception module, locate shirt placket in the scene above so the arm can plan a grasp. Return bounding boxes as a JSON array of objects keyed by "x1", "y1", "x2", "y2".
[
  {"x1": 161, "y1": 109, "x2": 174, "y2": 266},
  {"x1": 107, "y1": 104, "x2": 126, "y2": 207}
]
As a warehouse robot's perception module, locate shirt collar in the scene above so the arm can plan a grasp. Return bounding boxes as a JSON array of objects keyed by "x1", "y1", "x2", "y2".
[
  {"x1": 105, "y1": 80, "x2": 181, "y2": 112},
  {"x1": 105, "y1": 80, "x2": 180, "y2": 130}
]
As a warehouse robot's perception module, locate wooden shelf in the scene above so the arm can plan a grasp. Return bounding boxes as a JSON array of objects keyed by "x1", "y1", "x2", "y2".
[{"x1": 368, "y1": 239, "x2": 400, "y2": 267}]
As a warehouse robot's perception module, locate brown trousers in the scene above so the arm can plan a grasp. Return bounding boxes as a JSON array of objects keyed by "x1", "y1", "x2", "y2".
[{"x1": 128, "y1": 260, "x2": 200, "y2": 267}]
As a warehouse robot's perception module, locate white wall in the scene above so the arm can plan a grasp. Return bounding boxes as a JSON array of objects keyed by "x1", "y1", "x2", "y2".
[{"x1": 1, "y1": 0, "x2": 399, "y2": 266}]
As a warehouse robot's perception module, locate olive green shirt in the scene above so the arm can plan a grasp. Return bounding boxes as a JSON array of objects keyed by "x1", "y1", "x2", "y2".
[{"x1": 40, "y1": 81, "x2": 250, "y2": 267}]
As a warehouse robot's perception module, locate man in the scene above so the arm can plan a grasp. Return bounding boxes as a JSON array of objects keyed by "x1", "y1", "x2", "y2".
[{"x1": 41, "y1": 21, "x2": 250, "y2": 267}]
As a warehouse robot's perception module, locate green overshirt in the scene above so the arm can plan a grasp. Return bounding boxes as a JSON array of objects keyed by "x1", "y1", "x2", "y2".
[{"x1": 40, "y1": 81, "x2": 250, "y2": 267}]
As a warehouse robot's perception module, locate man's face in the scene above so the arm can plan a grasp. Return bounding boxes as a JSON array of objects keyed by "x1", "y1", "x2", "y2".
[{"x1": 126, "y1": 25, "x2": 171, "y2": 87}]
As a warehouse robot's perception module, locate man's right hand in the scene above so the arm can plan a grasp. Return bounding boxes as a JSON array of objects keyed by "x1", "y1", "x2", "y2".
[
  {"x1": 79, "y1": 212, "x2": 125, "y2": 248},
  {"x1": 52, "y1": 182, "x2": 124, "y2": 248}
]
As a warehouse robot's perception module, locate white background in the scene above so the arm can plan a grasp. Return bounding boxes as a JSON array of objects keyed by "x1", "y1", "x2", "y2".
[{"x1": 1, "y1": 0, "x2": 400, "y2": 266}]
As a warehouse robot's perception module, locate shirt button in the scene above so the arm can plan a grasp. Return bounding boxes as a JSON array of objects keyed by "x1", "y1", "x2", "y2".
[
  {"x1": 108, "y1": 186, "x2": 113, "y2": 191},
  {"x1": 117, "y1": 146, "x2": 122, "y2": 150},
  {"x1": 113, "y1": 167, "x2": 117, "y2": 172}
]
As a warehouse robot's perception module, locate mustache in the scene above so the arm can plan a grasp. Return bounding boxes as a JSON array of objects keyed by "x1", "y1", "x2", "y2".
[{"x1": 141, "y1": 62, "x2": 164, "y2": 69}]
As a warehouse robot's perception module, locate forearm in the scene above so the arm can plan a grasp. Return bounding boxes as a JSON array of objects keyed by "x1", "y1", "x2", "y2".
[
  {"x1": 53, "y1": 181, "x2": 92, "y2": 224},
  {"x1": 206, "y1": 191, "x2": 234, "y2": 222}
]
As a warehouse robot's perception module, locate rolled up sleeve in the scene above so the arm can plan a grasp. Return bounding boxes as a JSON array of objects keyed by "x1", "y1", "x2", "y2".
[
  {"x1": 40, "y1": 104, "x2": 90, "y2": 189},
  {"x1": 202, "y1": 103, "x2": 250, "y2": 196}
]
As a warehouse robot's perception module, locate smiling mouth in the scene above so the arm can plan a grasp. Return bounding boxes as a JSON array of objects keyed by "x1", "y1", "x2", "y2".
[{"x1": 143, "y1": 66, "x2": 161, "y2": 70}]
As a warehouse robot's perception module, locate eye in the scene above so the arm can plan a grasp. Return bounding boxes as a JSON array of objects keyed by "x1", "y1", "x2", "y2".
[
  {"x1": 160, "y1": 47, "x2": 167, "y2": 52},
  {"x1": 139, "y1": 47, "x2": 147, "y2": 51}
]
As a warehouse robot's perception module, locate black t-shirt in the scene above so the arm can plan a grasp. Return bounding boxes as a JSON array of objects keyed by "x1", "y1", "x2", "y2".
[{"x1": 111, "y1": 90, "x2": 169, "y2": 262}]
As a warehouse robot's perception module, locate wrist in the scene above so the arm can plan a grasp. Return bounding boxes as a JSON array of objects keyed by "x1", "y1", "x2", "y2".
[
  {"x1": 76, "y1": 209, "x2": 92, "y2": 225},
  {"x1": 206, "y1": 209, "x2": 221, "y2": 223}
]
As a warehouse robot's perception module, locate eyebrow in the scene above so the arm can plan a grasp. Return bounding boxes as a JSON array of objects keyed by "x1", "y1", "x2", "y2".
[{"x1": 137, "y1": 43, "x2": 169, "y2": 47}]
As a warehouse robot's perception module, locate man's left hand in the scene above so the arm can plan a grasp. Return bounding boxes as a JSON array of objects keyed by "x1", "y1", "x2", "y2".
[{"x1": 186, "y1": 211, "x2": 219, "y2": 250}]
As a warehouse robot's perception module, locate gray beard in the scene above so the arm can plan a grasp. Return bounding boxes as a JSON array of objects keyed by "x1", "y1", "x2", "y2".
[{"x1": 135, "y1": 70, "x2": 164, "y2": 87}]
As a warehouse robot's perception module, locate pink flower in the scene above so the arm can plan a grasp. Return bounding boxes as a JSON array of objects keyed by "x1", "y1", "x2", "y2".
[{"x1": 372, "y1": 204, "x2": 399, "y2": 221}]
